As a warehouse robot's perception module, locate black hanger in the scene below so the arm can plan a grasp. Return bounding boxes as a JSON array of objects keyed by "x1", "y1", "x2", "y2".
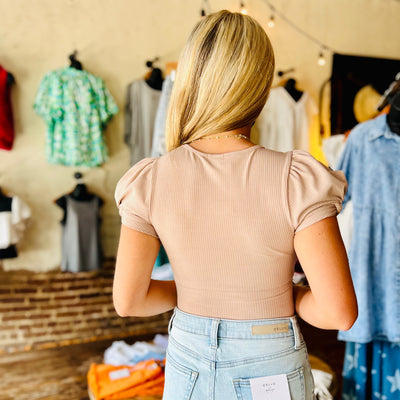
[
  {"x1": 145, "y1": 59, "x2": 163, "y2": 90},
  {"x1": 70, "y1": 172, "x2": 92, "y2": 201},
  {"x1": 377, "y1": 73, "x2": 400, "y2": 112},
  {"x1": 0, "y1": 187, "x2": 12, "y2": 212},
  {"x1": 6, "y1": 72, "x2": 15, "y2": 87},
  {"x1": 284, "y1": 78, "x2": 304, "y2": 102},
  {"x1": 69, "y1": 50, "x2": 83, "y2": 70},
  {"x1": 55, "y1": 172, "x2": 102, "y2": 225},
  {"x1": 387, "y1": 92, "x2": 400, "y2": 135}
]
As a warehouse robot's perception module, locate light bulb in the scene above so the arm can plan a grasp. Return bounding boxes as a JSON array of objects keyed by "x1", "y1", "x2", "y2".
[
  {"x1": 318, "y1": 52, "x2": 326, "y2": 66},
  {"x1": 240, "y1": 2, "x2": 248, "y2": 15},
  {"x1": 267, "y1": 15, "x2": 275, "y2": 28}
]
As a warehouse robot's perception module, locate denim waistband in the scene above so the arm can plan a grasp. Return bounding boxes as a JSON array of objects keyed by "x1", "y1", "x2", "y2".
[{"x1": 169, "y1": 308, "x2": 303, "y2": 349}]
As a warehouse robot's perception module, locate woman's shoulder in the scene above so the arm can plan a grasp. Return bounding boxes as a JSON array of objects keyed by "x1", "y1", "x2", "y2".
[
  {"x1": 120, "y1": 157, "x2": 156, "y2": 181},
  {"x1": 115, "y1": 158, "x2": 157, "y2": 201},
  {"x1": 287, "y1": 150, "x2": 348, "y2": 232},
  {"x1": 289, "y1": 149, "x2": 346, "y2": 187}
]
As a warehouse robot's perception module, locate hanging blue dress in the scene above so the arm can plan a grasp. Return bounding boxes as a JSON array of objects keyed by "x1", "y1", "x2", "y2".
[
  {"x1": 342, "y1": 341, "x2": 400, "y2": 400},
  {"x1": 336, "y1": 115, "x2": 400, "y2": 400}
]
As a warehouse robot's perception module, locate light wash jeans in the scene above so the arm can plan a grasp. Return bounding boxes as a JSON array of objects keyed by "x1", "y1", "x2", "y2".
[{"x1": 163, "y1": 308, "x2": 315, "y2": 400}]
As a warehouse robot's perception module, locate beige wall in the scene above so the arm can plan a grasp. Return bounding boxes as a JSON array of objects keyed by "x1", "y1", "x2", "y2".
[{"x1": 1, "y1": 0, "x2": 399, "y2": 272}]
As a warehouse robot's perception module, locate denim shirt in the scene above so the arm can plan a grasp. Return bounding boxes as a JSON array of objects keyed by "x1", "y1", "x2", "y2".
[{"x1": 336, "y1": 114, "x2": 400, "y2": 343}]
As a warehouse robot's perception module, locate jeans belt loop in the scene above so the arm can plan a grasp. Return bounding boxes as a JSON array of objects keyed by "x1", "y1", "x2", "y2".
[
  {"x1": 210, "y1": 319, "x2": 220, "y2": 349},
  {"x1": 291, "y1": 316, "x2": 302, "y2": 349},
  {"x1": 168, "y1": 308, "x2": 176, "y2": 334}
]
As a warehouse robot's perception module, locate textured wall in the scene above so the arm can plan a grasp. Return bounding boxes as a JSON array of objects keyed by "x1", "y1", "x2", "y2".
[
  {"x1": 0, "y1": 259, "x2": 171, "y2": 353},
  {"x1": 1, "y1": 0, "x2": 399, "y2": 272}
]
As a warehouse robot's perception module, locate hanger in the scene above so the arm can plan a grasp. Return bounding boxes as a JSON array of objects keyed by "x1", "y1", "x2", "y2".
[
  {"x1": 6, "y1": 72, "x2": 15, "y2": 86},
  {"x1": 0, "y1": 187, "x2": 12, "y2": 211},
  {"x1": 276, "y1": 68, "x2": 303, "y2": 102},
  {"x1": 377, "y1": 72, "x2": 400, "y2": 112},
  {"x1": 145, "y1": 58, "x2": 163, "y2": 90},
  {"x1": 70, "y1": 172, "x2": 92, "y2": 200},
  {"x1": 387, "y1": 92, "x2": 400, "y2": 135},
  {"x1": 69, "y1": 50, "x2": 83, "y2": 70},
  {"x1": 284, "y1": 78, "x2": 304, "y2": 102}
]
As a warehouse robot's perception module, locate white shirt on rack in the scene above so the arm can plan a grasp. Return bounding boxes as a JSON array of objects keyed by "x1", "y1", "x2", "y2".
[
  {"x1": 256, "y1": 86, "x2": 318, "y2": 152},
  {"x1": 0, "y1": 196, "x2": 31, "y2": 249}
]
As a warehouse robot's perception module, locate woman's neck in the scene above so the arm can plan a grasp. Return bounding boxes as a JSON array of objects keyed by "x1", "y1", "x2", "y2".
[{"x1": 188, "y1": 125, "x2": 254, "y2": 154}]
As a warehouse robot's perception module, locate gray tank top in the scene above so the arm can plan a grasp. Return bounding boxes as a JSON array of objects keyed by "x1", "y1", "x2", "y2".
[{"x1": 61, "y1": 195, "x2": 101, "y2": 272}]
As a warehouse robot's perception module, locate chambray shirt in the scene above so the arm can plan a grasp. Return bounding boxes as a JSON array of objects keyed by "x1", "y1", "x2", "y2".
[{"x1": 337, "y1": 114, "x2": 400, "y2": 343}]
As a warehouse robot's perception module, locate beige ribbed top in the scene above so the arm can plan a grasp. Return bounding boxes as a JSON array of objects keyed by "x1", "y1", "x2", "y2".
[{"x1": 115, "y1": 144, "x2": 347, "y2": 320}]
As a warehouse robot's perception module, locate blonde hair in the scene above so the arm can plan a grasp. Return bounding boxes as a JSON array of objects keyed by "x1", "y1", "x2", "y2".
[{"x1": 166, "y1": 10, "x2": 275, "y2": 151}]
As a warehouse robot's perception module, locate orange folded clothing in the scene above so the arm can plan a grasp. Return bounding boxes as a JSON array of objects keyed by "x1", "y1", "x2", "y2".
[{"x1": 88, "y1": 359, "x2": 165, "y2": 400}]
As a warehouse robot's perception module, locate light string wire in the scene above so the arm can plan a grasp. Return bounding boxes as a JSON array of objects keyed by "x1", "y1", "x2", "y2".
[
  {"x1": 201, "y1": 1, "x2": 336, "y2": 57},
  {"x1": 260, "y1": 0, "x2": 337, "y2": 53}
]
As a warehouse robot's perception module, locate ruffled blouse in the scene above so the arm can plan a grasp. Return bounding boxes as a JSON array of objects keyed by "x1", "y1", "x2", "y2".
[{"x1": 115, "y1": 145, "x2": 346, "y2": 320}]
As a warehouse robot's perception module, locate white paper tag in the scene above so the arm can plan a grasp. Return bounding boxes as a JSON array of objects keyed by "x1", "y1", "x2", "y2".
[
  {"x1": 250, "y1": 373, "x2": 291, "y2": 400},
  {"x1": 109, "y1": 368, "x2": 130, "y2": 381}
]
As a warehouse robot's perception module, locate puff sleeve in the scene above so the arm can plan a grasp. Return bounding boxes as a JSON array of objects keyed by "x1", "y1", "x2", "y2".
[
  {"x1": 115, "y1": 158, "x2": 158, "y2": 238},
  {"x1": 288, "y1": 150, "x2": 347, "y2": 233}
]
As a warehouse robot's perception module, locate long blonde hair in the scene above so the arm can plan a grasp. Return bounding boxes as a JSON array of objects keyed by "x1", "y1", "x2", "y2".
[{"x1": 166, "y1": 10, "x2": 275, "y2": 151}]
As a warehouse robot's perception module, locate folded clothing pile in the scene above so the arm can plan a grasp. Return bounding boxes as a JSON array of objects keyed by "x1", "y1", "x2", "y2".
[
  {"x1": 103, "y1": 338, "x2": 166, "y2": 366},
  {"x1": 87, "y1": 359, "x2": 164, "y2": 400}
]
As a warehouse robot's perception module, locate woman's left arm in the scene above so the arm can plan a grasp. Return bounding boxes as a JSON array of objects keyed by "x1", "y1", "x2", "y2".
[{"x1": 113, "y1": 224, "x2": 177, "y2": 317}]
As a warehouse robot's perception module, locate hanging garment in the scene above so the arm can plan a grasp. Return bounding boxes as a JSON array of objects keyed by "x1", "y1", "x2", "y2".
[
  {"x1": 0, "y1": 66, "x2": 15, "y2": 151},
  {"x1": 322, "y1": 134, "x2": 353, "y2": 252},
  {"x1": 34, "y1": 67, "x2": 118, "y2": 167},
  {"x1": 337, "y1": 114, "x2": 400, "y2": 344},
  {"x1": 151, "y1": 73, "x2": 174, "y2": 157},
  {"x1": 61, "y1": 195, "x2": 102, "y2": 272},
  {"x1": 256, "y1": 86, "x2": 318, "y2": 152},
  {"x1": 342, "y1": 341, "x2": 400, "y2": 400},
  {"x1": 124, "y1": 79, "x2": 161, "y2": 165},
  {"x1": 0, "y1": 195, "x2": 31, "y2": 259}
]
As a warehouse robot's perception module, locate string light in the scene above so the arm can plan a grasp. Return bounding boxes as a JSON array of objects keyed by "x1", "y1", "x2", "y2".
[
  {"x1": 200, "y1": 0, "x2": 211, "y2": 18},
  {"x1": 240, "y1": 1, "x2": 248, "y2": 15},
  {"x1": 263, "y1": 0, "x2": 336, "y2": 65},
  {"x1": 267, "y1": 14, "x2": 275, "y2": 28},
  {"x1": 317, "y1": 51, "x2": 326, "y2": 66}
]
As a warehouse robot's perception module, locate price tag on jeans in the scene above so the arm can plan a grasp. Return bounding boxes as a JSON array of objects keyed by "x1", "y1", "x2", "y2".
[{"x1": 250, "y1": 373, "x2": 291, "y2": 400}]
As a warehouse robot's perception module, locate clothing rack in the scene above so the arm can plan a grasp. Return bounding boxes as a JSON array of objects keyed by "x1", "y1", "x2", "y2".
[{"x1": 277, "y1": 68, "x2": 295, "y2": 77}]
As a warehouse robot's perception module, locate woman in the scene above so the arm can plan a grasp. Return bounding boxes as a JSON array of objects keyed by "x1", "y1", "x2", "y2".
[{"x1": 114, "y1": 10, "x2": 357, "y2": 400}]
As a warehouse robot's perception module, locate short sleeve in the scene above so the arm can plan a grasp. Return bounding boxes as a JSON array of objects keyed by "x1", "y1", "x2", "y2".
[
  {"x1": 114, "y1": 158, "x2": 158, "y2": 238},
  {"x1": 98, "y1": 80, "x2": 119, "y2": 126},
  {"x1": 33, "y1": 73, "x2": 54, "y2": 124},
  {"x1": 288, "y1": 150, "x2": 347, "y2": 233}
]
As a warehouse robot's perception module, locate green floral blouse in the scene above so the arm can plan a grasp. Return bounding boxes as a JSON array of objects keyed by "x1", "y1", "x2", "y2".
[{"x1": 34, "y1": 67, "x2": 118, "y2": 167}]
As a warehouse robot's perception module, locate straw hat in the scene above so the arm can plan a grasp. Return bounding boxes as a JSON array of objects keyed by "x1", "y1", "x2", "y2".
[{"x1": 353, "y1": 85, "x2": 381, "y2": 123}]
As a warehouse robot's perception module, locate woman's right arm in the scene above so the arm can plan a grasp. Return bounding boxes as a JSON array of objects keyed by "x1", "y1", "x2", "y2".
[{"x1": 293, "y1": 216, "x2": 358, "y2": 331}]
